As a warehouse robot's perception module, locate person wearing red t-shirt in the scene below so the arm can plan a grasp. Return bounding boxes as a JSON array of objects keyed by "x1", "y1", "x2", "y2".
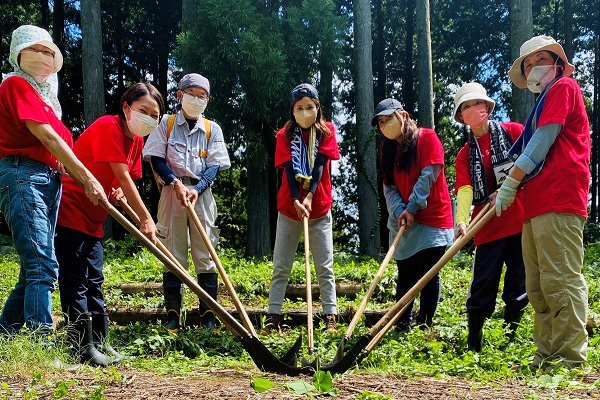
[
  {"x1": 264, "y1": 84, "x2": 340, "y2": 335},
  {"x1": 374, "y1": 99, "x2": 454, "y2": 332},
  {"x1": 498, "y1": 36, "x2": 591, "y2": 368},
  {"x1": 54, "y1": 83, "x2": 163, "y2": 366},
  {"x1": 453, "y1": 82, "x2": 528, "y2": 352},
  {"x1": 0, "y1": 25, "x2": 105, "y2": 341}
]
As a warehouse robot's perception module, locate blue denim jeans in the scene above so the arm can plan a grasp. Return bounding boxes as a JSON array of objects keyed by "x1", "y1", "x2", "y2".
[{"x1": 0, "y1": 156, "x2": 62, "y2": 334}]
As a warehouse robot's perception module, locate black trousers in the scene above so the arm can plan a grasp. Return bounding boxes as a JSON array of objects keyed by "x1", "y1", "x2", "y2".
[
  {"x1": 55, "y1": 225, "x2": 106, "y2": 320},
  {"x1": 466, "y1": 233, "x2": 528, "y2": 317},
  {"x1": 395, "y1": 246, "x2": 445, "y2": 326}
]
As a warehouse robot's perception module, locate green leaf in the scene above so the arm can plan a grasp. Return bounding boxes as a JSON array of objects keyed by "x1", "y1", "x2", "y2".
[
  {"x1": 286, "y1": 379, "x2": 315, "y2": 395},
  {"x1": 251, "y1": 377, "x2": 275, "y2": 393},
  {"x1": 313, "y1": 370, "x2": 334, "y2": 393}
]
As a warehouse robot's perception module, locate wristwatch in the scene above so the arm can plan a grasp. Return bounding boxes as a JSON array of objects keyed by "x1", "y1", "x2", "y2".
[{"x1": 169, "y1": 178, "x2": 179, "y2": 190}]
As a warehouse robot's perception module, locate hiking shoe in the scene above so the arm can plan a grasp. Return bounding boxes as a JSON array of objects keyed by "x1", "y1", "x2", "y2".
[
  {"x1": 325, "y1": 314, "x2": 337, "y2": 334},
  {"x1": 261, "y1": 314, "x2": 282, "y2": 335}
]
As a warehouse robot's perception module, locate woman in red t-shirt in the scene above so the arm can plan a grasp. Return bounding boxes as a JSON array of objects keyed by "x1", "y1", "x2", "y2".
[
  {"x1": 498, "y1": 36, "x2": 590, "y2": 368},
  {"x1": 55, "y1": 83, "x2": 163, "y2": 366},
  {"x1": 264, "y1": 83, "x2": 340, "y2": 334},
  {"x1": 374, "y1": 98, "x2": 454, "y2": 332},
  {"x1": 0, "y1": 25, "x2": 105, "y2": 341},
  {"x1": 453, "y1": 82, "x2": 527, "y2": 352}
]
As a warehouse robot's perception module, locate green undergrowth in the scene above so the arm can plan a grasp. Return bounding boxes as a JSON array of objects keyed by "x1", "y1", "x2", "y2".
[{"x1": 0, "y1": 233, "x2": 599, "y2": 396}]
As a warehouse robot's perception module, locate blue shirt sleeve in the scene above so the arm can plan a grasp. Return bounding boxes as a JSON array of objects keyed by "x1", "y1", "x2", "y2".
[
  {"x1": 514, "y1": 123, "x2": 561, "y2": 174},
  {"x1": 383, "y1": 184, "x2": 406, "y2": 219},
  {"x1": 406, "y1": 164, "x2": 441, "y2": 214},
  {"x1": 151, "y1": 156, "x2": 177, "y2": 185}
]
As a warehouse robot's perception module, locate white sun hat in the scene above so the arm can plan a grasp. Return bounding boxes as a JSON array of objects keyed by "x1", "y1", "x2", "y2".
[
  {"x1": 508, "y1": 35, "x2": 575, "y2": 89},
  {"x1": 452, "y1": 82, "x2": 495, "y2": 124},
  {"x1": 9, "y1": 25, "x2": 63, "y2": 73}
]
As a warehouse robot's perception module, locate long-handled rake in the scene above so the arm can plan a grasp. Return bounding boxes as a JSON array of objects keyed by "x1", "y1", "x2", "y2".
[{"x1": 319, "y1": 206, "x2": 496, "y2": 374}]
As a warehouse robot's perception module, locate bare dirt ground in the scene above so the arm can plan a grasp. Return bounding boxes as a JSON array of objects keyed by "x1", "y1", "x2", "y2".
[{"x1": 3, "y1": 368, "x2": 599, "y2": 399}]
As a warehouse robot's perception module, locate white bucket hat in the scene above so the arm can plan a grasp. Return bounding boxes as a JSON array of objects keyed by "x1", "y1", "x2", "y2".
[
  {"x1": 9, "y1": 25, "x2": 63, "y2": 73},
  {"x1": 508, "y1": 35, "x2": 575, "y2": 89},
  {"x1": 452, "y1": 82, "x2": 495, "y2": 124}
]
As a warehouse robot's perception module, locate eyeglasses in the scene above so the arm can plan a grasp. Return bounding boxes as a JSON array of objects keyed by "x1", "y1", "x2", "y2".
[
  {"x1": 183, "y1": 91, "x2": 209, "y2": 101},
  {"x1": 23, "y1": 46, "x2": 55, "y2": 58}
]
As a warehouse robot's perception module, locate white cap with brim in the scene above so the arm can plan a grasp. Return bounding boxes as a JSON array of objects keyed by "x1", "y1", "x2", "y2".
[
  {"x1": 452, "y1": 82, "x2": 495, "y2": 124},
  {"x1": 508, "y1": 35, "x2": 575, "y2": 89},
  {"x1": 9, "y1": 25, "x2": 63, "y2": 73}
]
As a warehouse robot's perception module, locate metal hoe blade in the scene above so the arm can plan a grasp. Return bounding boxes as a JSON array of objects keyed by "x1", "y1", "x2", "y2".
[{"x1": 99, "y1": 199, "x2": 310, "y2": 375}]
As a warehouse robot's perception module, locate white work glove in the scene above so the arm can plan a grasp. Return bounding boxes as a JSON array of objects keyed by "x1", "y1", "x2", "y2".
[{"x1": 495, "y1": 176, "x2": 520, "y2": 216}]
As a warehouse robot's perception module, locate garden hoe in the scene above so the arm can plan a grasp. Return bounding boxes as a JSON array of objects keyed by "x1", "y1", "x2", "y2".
[
  {"x1": 94, "y1": 196, "x2": 311, "y2": 375},
  {"x1": 300, "y1": 216, "x2": 319, "y2": 368},
  {"x1": 325, "y1": 225, "x2": 406, "y2": 366},
  {"x1": 184, "y1": 202, "x2": 304, "y2": 368},
  {"x1": 319, "y1": 206, "x2": 497, "y2": 374}
]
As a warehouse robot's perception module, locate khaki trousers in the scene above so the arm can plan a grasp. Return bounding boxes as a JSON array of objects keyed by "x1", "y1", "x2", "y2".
[
  {"x1": 156, "y1": 186, "x2": 218, "y2": 275},
  {"x1": 522, "y1": 212, "x2": 588, "y2": 367}
]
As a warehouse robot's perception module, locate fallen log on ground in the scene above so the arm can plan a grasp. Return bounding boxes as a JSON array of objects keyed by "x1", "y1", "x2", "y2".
[
  {"x1": 106, "y1": 306, "x2": 387, "y2": 327},
  {"x1": 105, "y1": 307, "x2": 600, "y2": 336},
  {"x1": 116, "y1": 281, "x2": 368, "y2": 300}
]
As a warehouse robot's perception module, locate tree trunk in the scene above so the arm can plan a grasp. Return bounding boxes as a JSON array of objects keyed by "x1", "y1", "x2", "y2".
[
  {"x1": 564, "y1": 0, "x2": 573, "y2": 59},
  {"x1": 403, "y1": 0, "x2": 416, "y2": 116},
  {"x1": 318, "y1": 56, "x2": 334, "y2": 121},
  {"x1": 245, "y1": 133, "x2": 271, "y2": 257},
  {"x1": 510, "y1": 0, "x2": 534, "y2": 124},
  {"x1": 52, "y1": 0, "x2": 65, "y2": 103},
  {"x1": 156, "y1": 0, "x2": 170, "y2": 102},
  {"x1": 81, "y1": 0, "x2": 105, "y2": 127},
  {"x1": 416, "y1": 0, "x2": 433, "y2": 128},
  {"x1": 373, "y1": 0, "x2": 386, "y2": 102},
  {"x1": 116, "y1": 3, "x2": 125, "y2": 94},
  {"x1": 40, "y1": 0, "x2": 50, "y2": 30},
  {"x1": 353, "y1": 0, "x2": 381, "y2": 257},
  {"x1": 181, "y1": 0, "x2": 197, "y2": 74}
]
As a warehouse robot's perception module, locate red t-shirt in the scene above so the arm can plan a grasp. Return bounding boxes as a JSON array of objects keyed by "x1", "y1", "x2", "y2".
[
  {"x1": 521, "y1": 77, "x2": 590, "y2": 221},
  {"x1": 58, "y1": 115, "x2": 143, "y2": 237},
  {"x1": 389, "y1": 128, "x2": 453, "y2": 229},
  {"x1": 275, "y1": 122, "x2": 340, "y2": 220},
  {"x1": 455, "y1": 122, "x2": 525, "y2": 246},
  {"x1": 0, "y1": 76, "x2": 73, "y2": 167}
]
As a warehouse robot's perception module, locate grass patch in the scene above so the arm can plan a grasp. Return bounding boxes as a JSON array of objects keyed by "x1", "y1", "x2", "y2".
[{"x1": 0, "y1": 233, "x2": 598, "y2": 394}]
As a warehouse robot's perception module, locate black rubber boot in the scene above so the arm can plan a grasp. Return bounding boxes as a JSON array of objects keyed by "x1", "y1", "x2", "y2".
[
  {"x1": 198, "y1": 273, "x2": 218, "y2": 329},
  {"x1": 67, "y1": 313, "x2": 115, "y2": 366},
  {"x1": 163, "y1": 272, "x2": 183, "y2": 333},
  {"x1": 500, "y1": 307, "x2": 525, "y2": 351},
  {"x1": 467, "y1": 312, "x2": 486, "y2": 353},
  {"x1": 92, "y1": 314, "x2": 130, "y2": 362}
]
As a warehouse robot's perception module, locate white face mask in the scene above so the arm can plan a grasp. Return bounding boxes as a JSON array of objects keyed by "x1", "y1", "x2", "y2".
[
  {"x1": 380, "y1": 116, "x2": 403, "y2": 140},
  {"x1": 181, "y1": 93, "x2": 207, "y2": 118},
  {"x1": 19, "y1": 50, "x2": 55, "y2": 83},
  {"x1": 293, "y1": 109, "x2": 318, "y2": 129},
  {"x1": 126, "y1": 108, "x2": 158, "y2": 137},
  {"x1": 527, "y1": 64, "x2": 559, "y2": 93}
]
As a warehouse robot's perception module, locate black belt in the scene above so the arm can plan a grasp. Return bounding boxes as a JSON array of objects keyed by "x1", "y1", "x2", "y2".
[{"x1": 179, "y1": 176, "x2": 199, "y2": 186}]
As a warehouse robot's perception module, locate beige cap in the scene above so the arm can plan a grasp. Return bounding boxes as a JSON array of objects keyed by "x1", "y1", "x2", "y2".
[
  {"x1": 452, "y1": 82, "x2": 495, "y2": 124},
  {"x1": 508, "y1": 35, "x2": 575, "y2": 89}
]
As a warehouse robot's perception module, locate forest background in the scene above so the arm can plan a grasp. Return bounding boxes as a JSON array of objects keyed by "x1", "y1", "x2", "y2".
[{"x1": 1, "y1": 0, "x2": 600, "y2": 259}]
